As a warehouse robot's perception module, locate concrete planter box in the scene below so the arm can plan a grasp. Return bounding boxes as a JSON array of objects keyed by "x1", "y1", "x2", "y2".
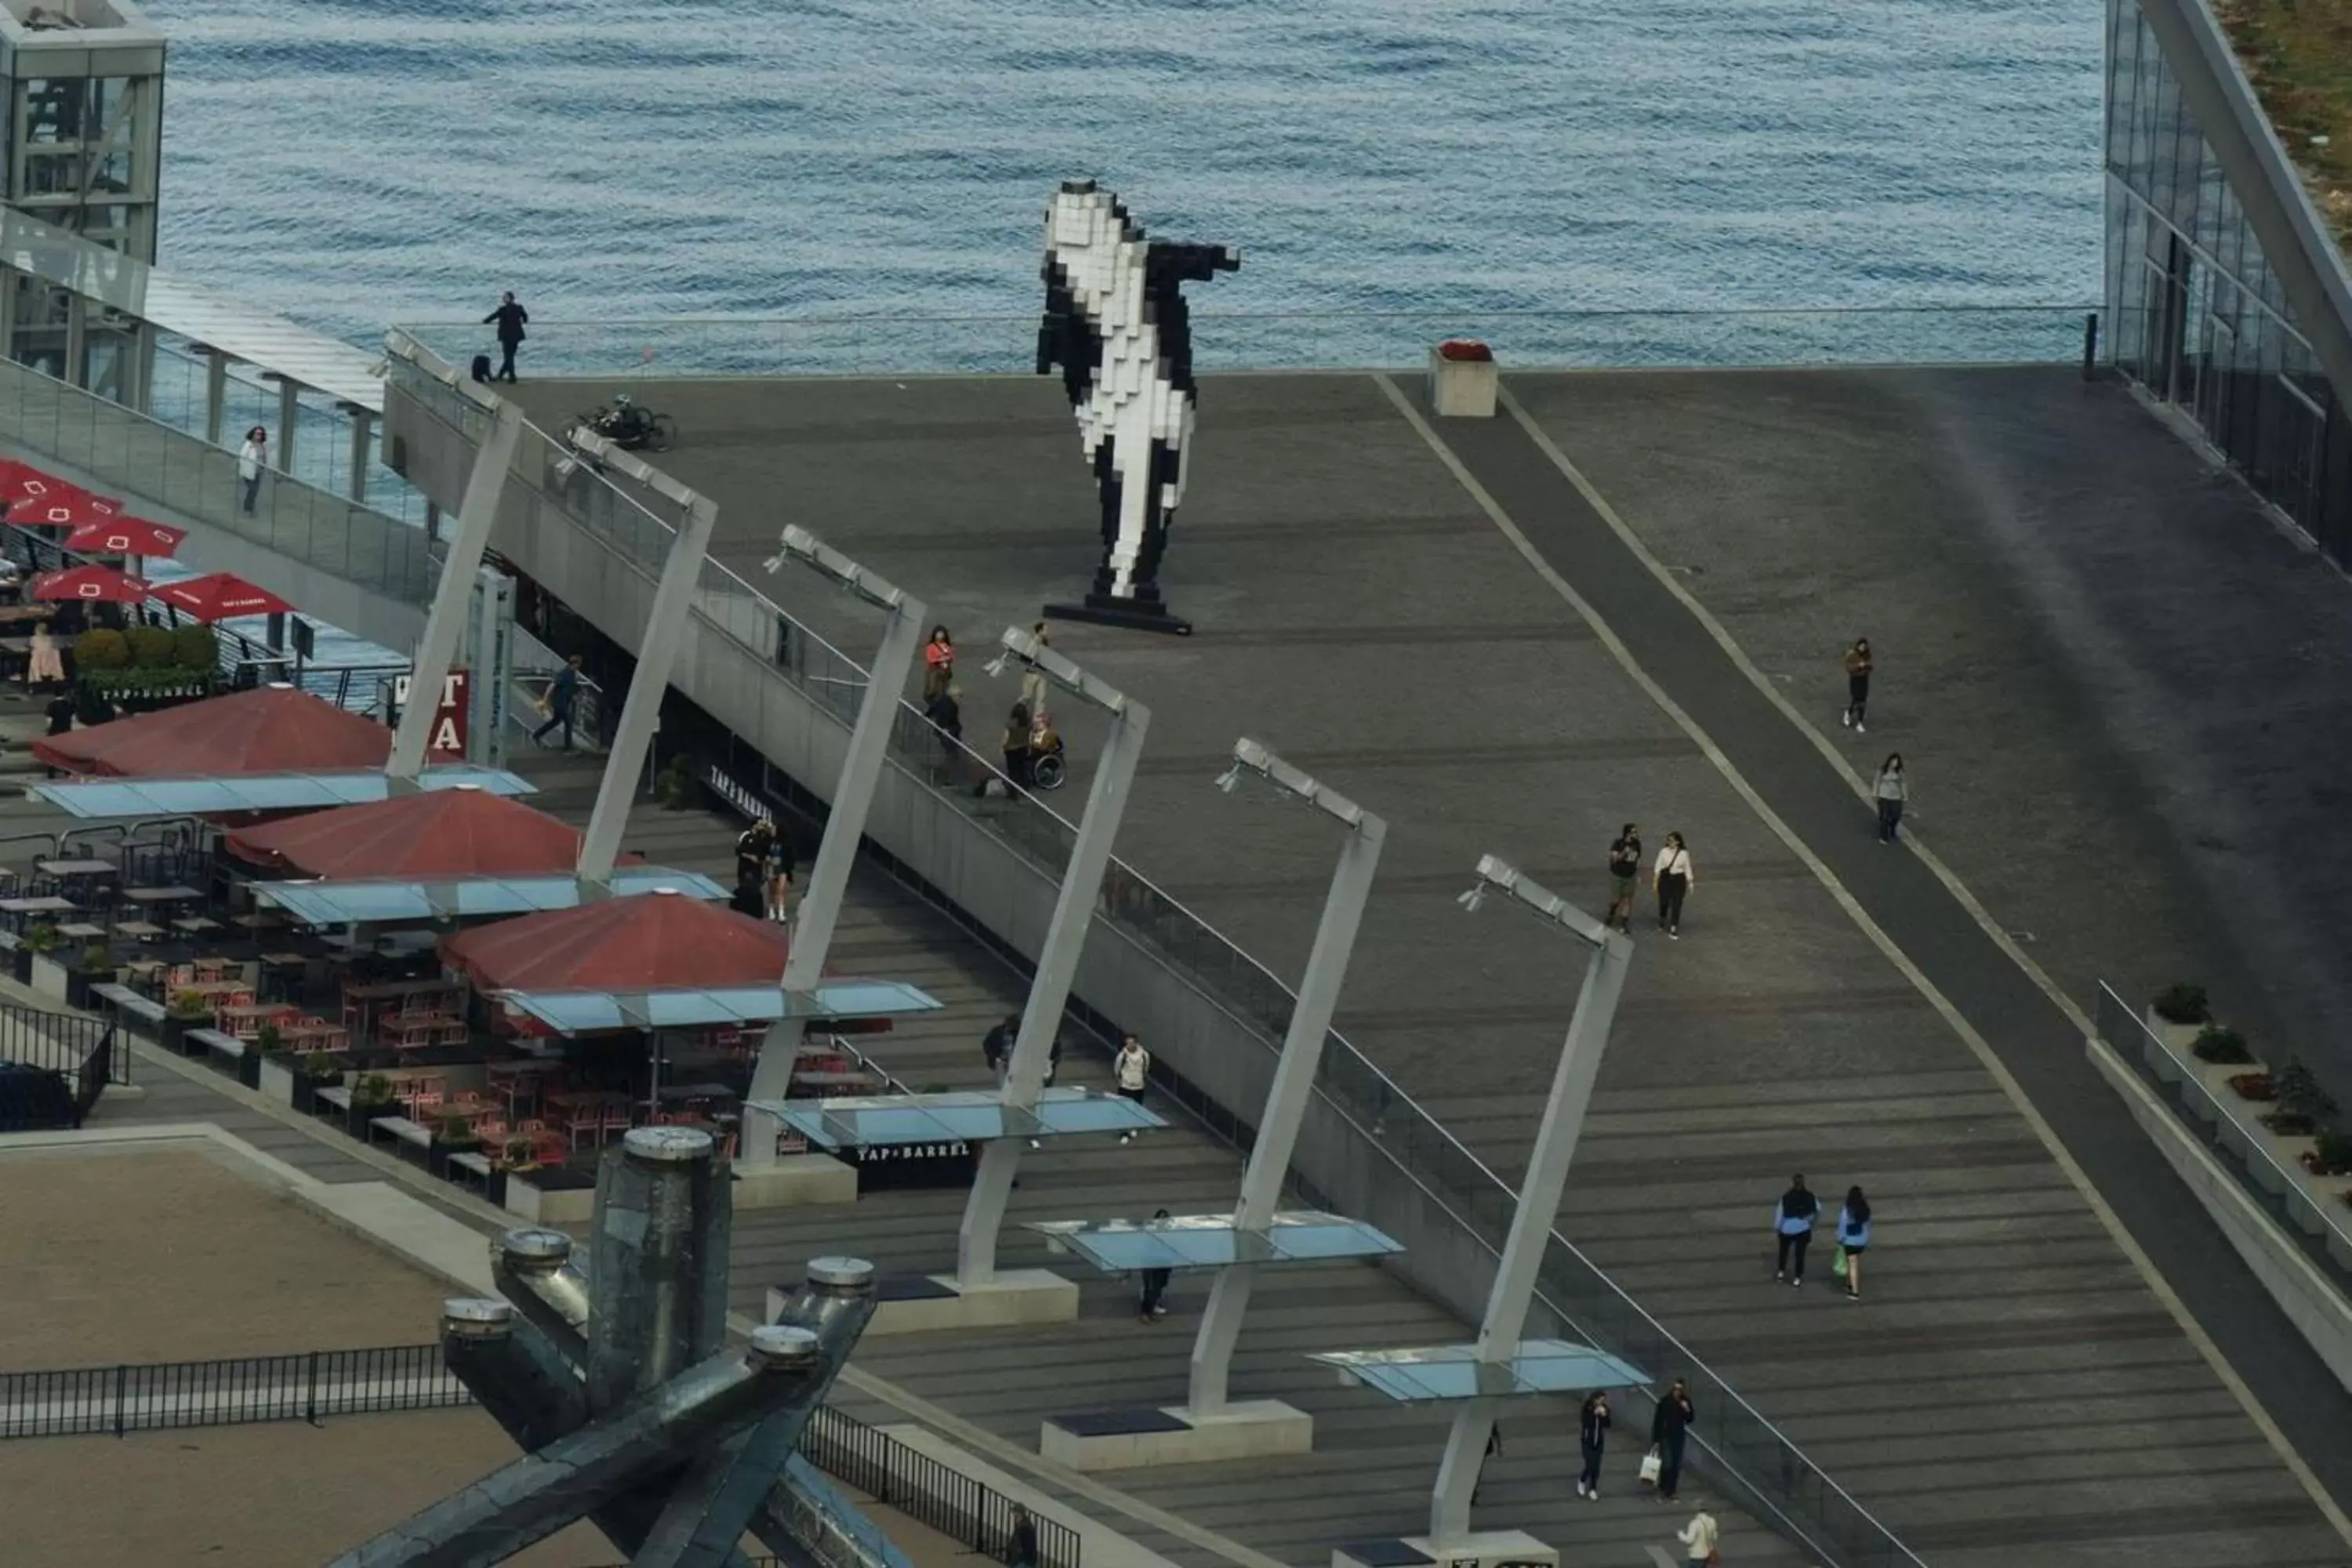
[
  {"x1": 27, "y1": 952, "x2": 71, "y2": 1004},
  {"x1": 505, "y1": 1171, "x2": 596, "y2": 1225},
  {"x1": 1428, "y1": 343, "x2": 1497, "y2": 418},
  {"x1": 258, "y1": 1054, "x2": 299, "y2": 1106},
  {"x1": 2143, "y1": 1007, "x2": 2205, "y2": 1076}
]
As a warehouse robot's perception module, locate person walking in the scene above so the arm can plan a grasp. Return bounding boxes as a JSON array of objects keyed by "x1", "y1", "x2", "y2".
[
  {"x1": 923, "y1": 624, "x2": 955, "y2": 703},
  {"x1": 728, "y1": 866, "x2": 766, "y2": 921},
  {"x1": 1873, "y1": 753, "x2": 1907, "y2": 844},
  {"x1": 1606, "y1": 823, "x2": 1642, "y2": 934},
  {"x1": 982, "y1": 1011, "x2": 1018, "y2": 1087},
  {"x1": 484, "y1": 291, "x2": 528, "y2": 382},
  {"x1": 1837, "y1": 1185, "x2": 1872, "y2": 1301},
  {"x1": 1650, "y1": 1377, "x2": 1695, "y2": 1503},
  {"x1": 1114, "y1": 1033, "x2": 1150, "y2": 1144},
  {"x1": 26, "y1": 621, "x2": 64, "y2": 688},
  {"x1": 1000, "y1": 701, "x2": 1033, "y2": 789},
  {"x1": 1676, "y1": 1507, "x2": 1721, "y2": 1566},
  {"x1": 1653, "y1": 831, "x2": 1693, "y2": 939},
  {"x1": 924, "y1": 681, "x2": 964, "y2": 773},
  {"x1": 1007, "y1": 1503, "x2": 1040, "y2": 1568},
  {"x1": 1472, "y1": 1421, "x2": 1503, "y2": 1504},
  {"x1": 1576, "y1": 1389, "x2": 1611, "y2": 1500},
  {"x1": 531, "y1": 654, "x2": 583, "y2": 749},
  {"x1": 1137, "y1": 1207, "x2": 1173, "y2": 1321},
  {"x1": 764, "y1": 825, "x2": 796, "y2": 924},
  {"x1": 1018, "y1": 620, "x2": 1051, "y2": 717},
  {"x1": 735, "y1": 818, "x2": 773, "y2": 891},
  {"x1": 1773, "y1": 1174, "x2": 1821, "y2": 1287},
  {"x1": 1842, "y1": 637, "x2": 1873, "y2": 732},
  {"x1": 237, "y1": 426, "x2": 268, "y2": 514}
]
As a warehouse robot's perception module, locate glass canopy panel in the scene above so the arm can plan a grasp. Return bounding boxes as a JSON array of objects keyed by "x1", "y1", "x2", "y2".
[
  {"x1": 505, "y1": 975, "x2": 942, "y2": 1037},
  {"x1": 1026, "y1": 1212, "x2": 1403, "y2": 1272},
  {"x1": 1307, "y1": 1341, "x2": 1651, "y2": 1403},
  {"x1": 254, "y1": 870, "x2": 726, "y2": 927},
  {"x1": 28, "y1": 767, "x2": 535, "y2": 818},
  {"x1": 752, "y1": 1087, "x2": 1162, "y2": 1151}
]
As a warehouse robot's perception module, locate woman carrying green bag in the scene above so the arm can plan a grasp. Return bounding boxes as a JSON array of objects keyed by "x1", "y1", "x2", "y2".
[{"x1": 1835, "y1": 1186, "x2": 1871, "y2": 1301}]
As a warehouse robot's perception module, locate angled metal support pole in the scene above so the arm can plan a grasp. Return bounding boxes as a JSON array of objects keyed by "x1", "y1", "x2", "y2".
[
  {"x1": 389, "y1": 390, "x2": 521, "y2": 779},
  {"x1": 1189, "y1": 743, "x2": 1385, "y2": 1415},
  {"x1": 575, "y1": 435, "x2": 718, "y2": 882},
  {"x1": 956, "y1": 675, "x2": 1149, "y2": 1285},
  {"x1": 1429, "y1": 857, "x2": 1631, "y2": 1544},
  {"x1": 741, "y1": 529, "x2": 927, "y2": 1171},
  {"x1": 201, "y1": 346, "x2": 227, "y2": 445}
]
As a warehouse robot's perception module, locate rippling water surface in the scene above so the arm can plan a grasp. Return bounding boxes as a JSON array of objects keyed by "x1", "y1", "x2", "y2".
[{"x1": 143, "y1": 0, "x2": 2103, "y2": 347}]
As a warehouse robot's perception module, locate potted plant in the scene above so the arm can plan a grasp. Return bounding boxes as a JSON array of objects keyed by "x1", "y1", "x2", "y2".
[
  {"x1": 2145, "y1": 983, "x2": 2209, "y2": 1057},
  {"x1": 162, "y1": 989, "x2": 211, "y2": 1054},
  {"x1": 64, "y1": 940, "x2": 113, "y2": 1011},
  {"x1": 428, "y1": 1113, "x2": 483, "y2": 1180},
  {"x1": 2302, "y1": 1131, "x2": 2352, "y2": 1180},
  {"x1": 2262, "y1": 1058, "x2": 2339, "y2": 1136},
  {"x1": 2228, "y1": 1070, "x2": 2277, "y2": 1103},
  {"x1": 23, "y1": 923, "x2": 68, "y2": 1003},
  {"x1": 347, "y1": 1073, "x2": 396, "y2": 1132},
  {"x1": 2191, "y1": 1025, "x2": 2252, "y2": 1064}
]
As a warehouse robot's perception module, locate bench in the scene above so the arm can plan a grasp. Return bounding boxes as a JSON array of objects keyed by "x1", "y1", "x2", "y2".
[
  {"x1": 89, "y1": 982, "x2": 165, "y2": 1032},
  {"x1": 370, "y1": 1116, "x2": 433, "y2": 1158},
  {"x1": 447, "y1": 1149, "x2": 494, "y2": 1190},
  {"x1": 186, "y1": 1028, "x2": 245, "y2": 1062}
]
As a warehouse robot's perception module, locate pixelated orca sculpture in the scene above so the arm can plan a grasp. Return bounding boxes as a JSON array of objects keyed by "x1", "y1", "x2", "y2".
[{"x1": 1036, "y1": 180, "x2": 1238, "y2": 637}]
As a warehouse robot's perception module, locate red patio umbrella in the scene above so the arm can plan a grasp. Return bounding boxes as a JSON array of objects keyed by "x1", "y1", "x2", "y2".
[
  {"x1": 440, "y1": 890, "x2": 789, "y2": 994},
  {"x1": 226, "y1": 789, "x2": 620, "y2": 879},
  {"x1": 62, "y1": 516, "x2": 185, "y2": 560},
  {"x1": 156, "y1": 572, "x2": 295, "y2": 622},
  {"x1": 6, "y1": 488, "x2": 124, "y2": 532},
  {"x1": 31, "y1": 683, "x2": 454, "y2": 777},
  {"x1": 31, "y1": 564, "x2": 151, "y2": 603},
  {"x1": 0, "y1": 460, "x2": 91, "y2": 514}
]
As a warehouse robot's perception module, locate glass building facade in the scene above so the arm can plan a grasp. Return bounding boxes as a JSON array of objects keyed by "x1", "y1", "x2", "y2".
[{"x1": 2105, "y1": 0, "x2": 2352, "y2": 564}]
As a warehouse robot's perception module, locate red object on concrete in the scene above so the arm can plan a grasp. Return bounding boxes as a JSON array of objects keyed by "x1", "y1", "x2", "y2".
[
  {"x1": 155, "y1": 572, "x2": 295, "y2": 622},
  {"x1": 31, "y1": 564, "x2": 151, "y2": 603},
  {"x1": 63, "y1": 516, "x2": 186, "y2": 559},
  {"x1": 6, "y1": 488, "x2": 125, "y2": 531},
  {"x1": 31, "y1": 684, "x2": 452, "y2": 777},
  {"x1": 1436, "y1": 339, "x2": 1495, "y2": 362},
  {"x1": 226, "y1": 789, "x2": 617, "y2": 879},
  {"x1": 440, "y1": 891, "x2": 791, "y2": 994},
  {"x1": 0, "y1": 461, "x2": 105, "y2": 517}
]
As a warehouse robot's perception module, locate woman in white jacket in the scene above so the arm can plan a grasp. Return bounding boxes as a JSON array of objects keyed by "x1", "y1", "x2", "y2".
[
  {"x1": 1676, "y1": 1507, "x2": 1719, "y2": 1564},
  {"x1": 1653, "y1": 831, "x2": 1694, "y2": 939},
  {"x1": 237, "y1": 426, "x2": 268, "y2": 514}
]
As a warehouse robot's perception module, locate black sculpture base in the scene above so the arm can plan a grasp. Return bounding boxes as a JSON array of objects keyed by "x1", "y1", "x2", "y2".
[{"x1": 1044, "y1": 594, "x2": 1193, "y2": 637}]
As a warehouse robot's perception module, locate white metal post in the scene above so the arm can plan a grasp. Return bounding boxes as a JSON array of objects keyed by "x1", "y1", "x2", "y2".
[
  {"x1": 577, "y1": 492, "x2": 719, "y2": 883},
  {"x1": 390, "y1": 397, "x2": 521, "y2": 780},
  {"x1": 1188, "y1": 797, "x2": 1384, "y2": 1415},
  {"x1": 955, "y1": 699, "x2": 1149, "y2": 1285},
  {"x1": 1428, "y1": 923, "x2": 1630, "y2": 1544},
  {"x1": 739, "y1": 600, "x2": 925, "y2": 1171}
]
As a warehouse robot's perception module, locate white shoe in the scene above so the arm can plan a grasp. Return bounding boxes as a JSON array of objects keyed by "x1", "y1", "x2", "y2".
[
  {"x1": 1856, "y1": 722, "x2": 1867, "y2": 733},
  {"x1": 1120, "y1": 1131, "x2": 1133, "y2": 1145},
  {"x1": 1586, "y1": 1489, "x2": 1599, "y2": 1503},
  {"x1": 1575, "y1": 1481, "x2": 1587, "y2": 1498},
  {"x1": 1840, "y1": 711, "x2": 1850, "y2": 728}
]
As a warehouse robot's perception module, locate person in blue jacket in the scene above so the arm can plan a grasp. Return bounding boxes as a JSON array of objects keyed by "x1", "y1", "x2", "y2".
[
  {"x1": 1773, "y1": 1173, "x2": 1821, "y2": 1287},
  {"x1": 1838, "y1": 1186, "x2": 1873, "y2": 1301}
]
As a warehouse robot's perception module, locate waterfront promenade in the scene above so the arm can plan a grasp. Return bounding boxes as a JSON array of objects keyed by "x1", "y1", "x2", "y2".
[{"x1": 504, "y1": 364, "x2": 2352, "y2": 1566}]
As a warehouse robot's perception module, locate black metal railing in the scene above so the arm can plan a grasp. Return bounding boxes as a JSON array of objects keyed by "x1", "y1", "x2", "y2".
[
  {"x1": 0, "y1": 994, "x2": 127, "y2": 1087},
  {"x1": 802, "y1": 1403, "x2": 1078, "y2": 1568},
  {"x1": 0, "y1": 1347, "x2": 1074, "y2": 1568}
]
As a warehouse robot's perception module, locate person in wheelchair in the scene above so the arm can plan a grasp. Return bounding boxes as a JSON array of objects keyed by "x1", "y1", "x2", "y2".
[{"x1": 1025, "y1": 706, "x2": 1068, "y2": 789}]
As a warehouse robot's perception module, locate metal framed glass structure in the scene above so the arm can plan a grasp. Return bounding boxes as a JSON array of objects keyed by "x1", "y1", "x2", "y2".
[
  {"x1": 1031, "y1": 1211, "x2": 1402, "y2": 1272},
  {"x1": 253, "y1": 869, "x2": 730, "y2": 927},
  {"x1": 757, "y1": 1087, "x2": 1161, "y2": 1152},
  {"x1": 27, "y1": 765, "x2": 535, "y2": 817},
  {"x1": 503, "y1": 979, "x2": 943, "y2": 1036},
  {"x1": 2104, "y1": 0, "x2": 2352, "y2": 561},
  {"x1": 1310, "y1": 1341, "x2": 1649, "y2": 1404}
]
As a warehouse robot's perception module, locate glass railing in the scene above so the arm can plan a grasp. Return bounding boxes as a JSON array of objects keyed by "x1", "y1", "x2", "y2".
[
  {"x1": 0, "y1": 352, "x2": 436, "y2": 606},
  {"x1": 394, "y1": 305, "x2": 2099, "y2": 382},
  {"x1": 384, "y1": 331, "x2": 1922, "y2": 1567}
]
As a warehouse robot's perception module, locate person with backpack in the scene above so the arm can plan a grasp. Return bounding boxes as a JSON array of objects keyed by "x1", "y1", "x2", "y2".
[
  {"x1": 1605, "y1": 823, "x2": 1642, "y2": 934},
  {"x1": 1676, "y1": 1506, "x2": 1721, "y2": 1565},
  {"x1": 1837, "y1": 1186, "x2": 1872, "y2": 1301},
  {"x1": 1650, "y1": 1377, "x2": 1694, "y2": 1503},
  {"x1": 1576, "y1": 1389, "x2": 1611, "y2": 1499},
  {"x1": 1773, "y1": 1174, "x2": 1822, "y2": 1287}
]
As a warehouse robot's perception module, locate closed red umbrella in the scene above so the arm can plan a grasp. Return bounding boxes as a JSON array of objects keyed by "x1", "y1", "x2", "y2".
[
  {"x1": 156, "y1": 572, "x2": 294, "y2": 622},
  {"x1": 63, "y1": 517, "x2": 185, "y2": 560},
  {"x1": 31, "y1": 564, "x2": 151, "y2": 603}
]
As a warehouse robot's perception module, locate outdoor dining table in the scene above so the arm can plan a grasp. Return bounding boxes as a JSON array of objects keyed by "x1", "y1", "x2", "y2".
[
  {"x1": 125, "y1": 884, "x2": 204, "y2": 909},
  {"x1": 0, "y1": 895, "x2": 75, "y2": 918},
  {"x1": 35, "y1": 858, "x2": 118, "y2": 880}
]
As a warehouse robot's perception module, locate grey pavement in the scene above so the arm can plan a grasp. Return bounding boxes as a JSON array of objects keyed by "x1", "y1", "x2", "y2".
[{"x1": 495, "y1": 367, "x2": 2352, "y2": 1566}]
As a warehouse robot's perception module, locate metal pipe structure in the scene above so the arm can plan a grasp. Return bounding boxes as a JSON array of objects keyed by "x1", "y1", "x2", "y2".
[
  {"x1": 1428, "y1": 855, "x2": 1632, "y2": 1545},
  {"x1": 586, "y1": 1127, "x2": 732, "y2": 1414},
  {"x1": 330, "y1": 1326, "x2": 817, "y2": 1568},
  {"x1": 740, "y1": 527, "x2": 928, "y2": 1172},
  {"x1": 572, "y1": 432, "x2": 720, "y2": 883},
  {"x1": 956, "y1": 625, "x2": 1150, "y2": 1285},
  {"x1": 390, "y1": 384, "x2": 521, "y2": 780},
  {"x1": 636, "y1": 1258, "x2": 879, "y2": 1568},
  {"x1": 491, "y1": 1228, "x2": 592, "y2": 1367},
  {"x1": 1188, "y1": 739, "x2": 1385, "y2": 1415}
]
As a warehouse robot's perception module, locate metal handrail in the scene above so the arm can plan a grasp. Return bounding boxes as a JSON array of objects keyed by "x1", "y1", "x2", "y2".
[
  {"x1": 398, "y1": 303, "x2": 2103, "y2": 331},
  {"x1": 382, "y1": 331, "x2": 1922, "y2": 1563}
]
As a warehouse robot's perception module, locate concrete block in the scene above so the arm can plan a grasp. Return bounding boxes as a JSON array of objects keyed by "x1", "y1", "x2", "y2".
[
  {"x1": 1041, "y1": 1399, "x2": 1312, "y2": 1470},
  {"x1": 503, "y1": 1172, "x2": 594, "y2": 1225},
  {"x1": 256, "y1": 1055, "x2": 298, "y2": 1107},
  {"x1": 1428, "y1": 347, "x2": 1497, "y2": 419},
  {"x1": 842, "y1": 1269, "x2": 1077, "y2": 1335},
  {"x1": 731, "y1": 1152, "x2": 857, "y2": 1209}
]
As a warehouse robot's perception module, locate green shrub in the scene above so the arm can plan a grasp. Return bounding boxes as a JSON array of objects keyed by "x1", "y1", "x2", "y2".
[
  {"x1": 256, "y1": 1022, "x2": 283, "y2": 1055},
  {"x1": 2313, "y1": 1131, "x2": 2352, "y2": 1174},
  {"x1": 21, "y1": 923, "x2": 60, "y2": 954},
  {"x1": 296, "y1": 1051, "x2": 342, "y2": 1085},
  {"x1": 2192, "y1": 1025, "x2": 2253, "y2": 1064},
  {"x1": 125, "y1": 626, "x2": 175, "y2": 669},
  {"x1": 2274, "y1": 1058, "x2": 2339, "y2": 1125},
  {"x1": 352, "y1": 1073, "x2": 394, "y2": 1106},
  {"x1": 2151, "y1": 983, "x2": 2209, "y2": 1025},
  {"x1": 75, "y1": 942, "x2": 112, "y2": 975},
  {"x1": 167, "y1": 989, "x2": 212, "y2": 1020},
  {"x1": 74, "y1": 628, "x2": 129, "y2": 670},
  {"x1": 172, "y1": 623, "x2": 219, "y2": 672}
]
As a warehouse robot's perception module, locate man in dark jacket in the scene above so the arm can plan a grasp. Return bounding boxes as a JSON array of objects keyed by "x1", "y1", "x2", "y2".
[
  {"x1": 1136, "y1": 1207, "x2": 1173, "y2": 1323},
  {"x1": 982, "y1": 1012, "x2": 1018, "y2": 1083},
  {"x1": 1007, "y1": 1504, "x2": 1039, "y2": 1568},
  {"x1": 484, "y1": 291, "x2": 528, "y2": 382},
  {"x1": 1650, "y1": 1376, "x2": 1695, "y2": 1503}
]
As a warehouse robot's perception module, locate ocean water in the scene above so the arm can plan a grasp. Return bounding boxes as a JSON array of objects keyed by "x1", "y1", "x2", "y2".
[{"x1": 141, "y1": 0, "x2": 2105, "y2": 350}]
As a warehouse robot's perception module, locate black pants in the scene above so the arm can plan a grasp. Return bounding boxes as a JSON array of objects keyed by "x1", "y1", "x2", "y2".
[
  {"x1": 496, "y1": 340, "x2": 520, "y2": 381},
  {"x1": 1877, "y1": 797, "x2": 1904, "y2": 841},
  {"x1": 1578, "y1": 1441, "x2": 1602, "y2": 1490},
  {"x1": 532, "y1": 705, "x2": 573, "y2": 748},
  {"x1": 1776, "y1": 1229, "x2": 1813, "y2": 1279},
  {"x1": 1656, "y1": 1432, "x2": 1686, "y2": 1498},
  {"x1": 1138, "y1": 1268, "x2": 1171, "y2": 1316},
  {"x1": 1846, "y1": 673, "x2": 1869, "y2": 724},
  {"x1": 1657, "y1": 873, "x2": 1688, "y2": 929}
]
